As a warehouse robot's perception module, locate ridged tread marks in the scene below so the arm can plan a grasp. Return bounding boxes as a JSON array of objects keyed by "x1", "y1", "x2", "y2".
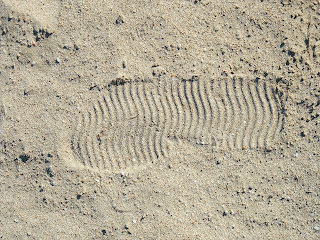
[
  {"x1": 198, "y1": 80, "x2": 209, "y2": 144},
  {"x1": 91, "y1": 103, "x2": 102, "y2": 169},
  {"x1": 95, "y1": 97, "x2": 108, "y2": 170},
  {"x1": 178, "y1": 80, "x2": 190, "y2": 140},
  {"x1": 150, "y1": 83, "x2": 161, "y2": 161},
  {"x1": 189, "y1": 80, "x2": 201, "y2": 144},
  {"x1": 102, "y1": 95, "x2": 117, "y2": 169},
  {"x1": 184, "y1": 80, "x2": 198, "y2": 143},
  {"x1": 225, "y1": 80, "x2": 236, "y2": 149},
  {"x1": 135, "y1": 82, "x2": 150, "y2": 164},
  {"x1": 106, "y1": 87, "x2": 121, "y2": 169},
  {"x1": 81, "y1": 112, "x2": 91, "y2": 168},
  {"x1": 127, "y1": 82, "x2": 140, "y2": 165},
  {"x1": 256, "y1": 82, "x2": 268, "y2": 148},
  {"x1": 264, "y1": 82, "x2": 278, "y2": 147},
  {"x1": 163, "y1": 80, "x2": 174, "y2": 152},
  {"x1": 210, "y1": 79, "x2": 284, "y2": 149},
  {"x1": 197, "y1": 80, "x2": 209, "y2": 145},
  {"x1": 232, "y1": 79, "x2": 244, "y2": 149},
  {"x1": 117, "y1": 84, "x2": 134, "y2": 167},
  {"x1": 170, "y1": 80, "x2": 183, "y2": 139},
  {"x1": 69, "y1": 78, "x2": 285, "y2": 172},
  {"x1": 253, "y1": 82, "x2": 265, "y2": 148},
  {"x1": 216, "y1": 80, "x2": 228, "y2": 148},
  {"x1": 158, "y1": 82, "x2": 169, "y2": 157},
  {"x1": 144, "y1": 83, "x2": 160, "y2": 161},
  {"x1": 272, "y1": 87, "x2": 285, "y2": 143}
]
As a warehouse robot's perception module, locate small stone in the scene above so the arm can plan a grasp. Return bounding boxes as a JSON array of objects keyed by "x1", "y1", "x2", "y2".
[
  {"x1": 152, "y1": 66, "x2": 165, "y2": 77},
  {"x1": 51, "y1": 181, "x2": 55, "y2": 186},
  {"x1": 31, "y1": 61, "x2": 35, "y2": 66},
  {"x1": 46, "y1": 167, "x2": 54, "y2": 178},
  {"x1": 115, "y1": 15, "x2": 124, "y2": 25},
  {"x1": 19, "y1": 154, "x2": 30, "y2": 163},
  {"x1": 56, "y1": 58, "x2": 61, "y2": 64},
  {"x1": 314, "y1": 226, "x2": 319, "y2": 231}
]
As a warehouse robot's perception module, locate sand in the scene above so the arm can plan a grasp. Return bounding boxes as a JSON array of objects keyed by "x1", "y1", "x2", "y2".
[{"x1": 0, "y1": 0, "x2": 319, "y2": 239}]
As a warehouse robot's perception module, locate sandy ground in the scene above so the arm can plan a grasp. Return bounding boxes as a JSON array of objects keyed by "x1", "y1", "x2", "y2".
[{"x1": 0, "y1": 0, "x2": 319, "y2": 239}]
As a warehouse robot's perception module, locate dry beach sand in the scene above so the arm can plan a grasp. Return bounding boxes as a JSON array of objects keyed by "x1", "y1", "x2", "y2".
[{"x1": 0, "y1": 0, "x2": 319, "y2": 239}]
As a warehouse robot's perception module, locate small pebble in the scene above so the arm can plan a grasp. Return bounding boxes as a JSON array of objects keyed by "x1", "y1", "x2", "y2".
[
  {"x1": 51, "y1": 181, "x2": 55, "y2": 186},
  {"x1": 31, "y1": 61, "x2": 35, "y2": 66},
  {"x1": 115, "y1": 15, "x2": 124, "y2": 25},
  {"x1": 56, "y1": 57, "x2": 61, "y2": 64},
  {"x1": 314, "y1": 226, "x2": 319, "y2": 231}
]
